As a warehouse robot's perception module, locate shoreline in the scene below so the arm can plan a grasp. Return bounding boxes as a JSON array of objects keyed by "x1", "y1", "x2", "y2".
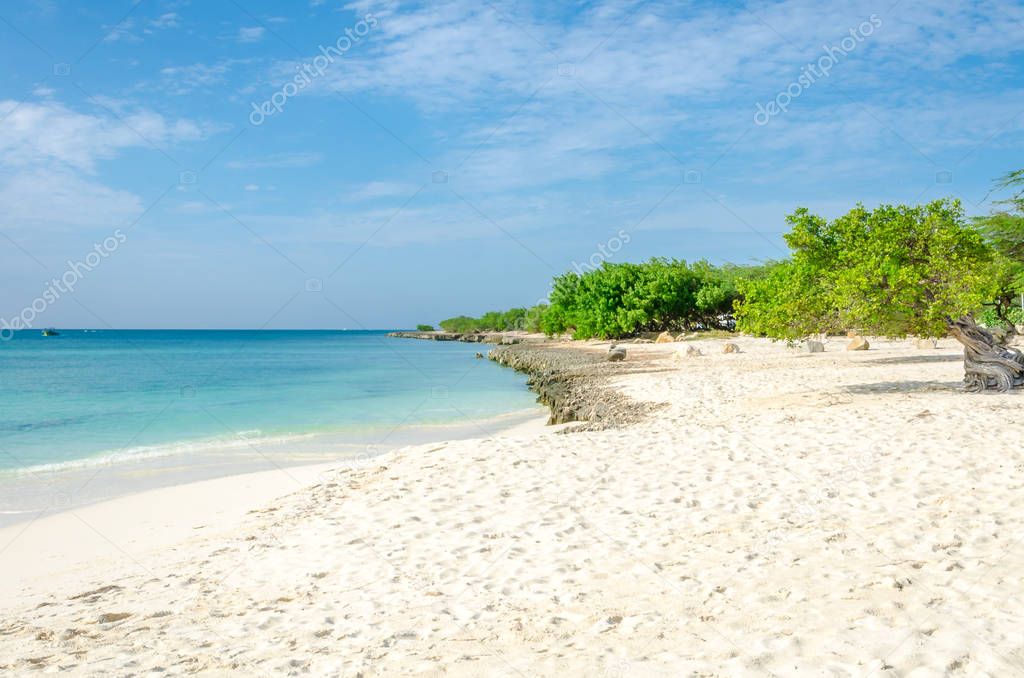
[
  {"x1": 0, "y1": 406, "x2": 550, "y2": 530},
  {"x1": 4, "y1": 336, "x2": 1022, "y2": 675},
  {"x1": 0, "y1": 407, "x2": 556, "y2": 604},
  {"x1": 0, "y1": 341, "x2": 624, "y2": 604},
  {"x1": 386, "y1": 329, "x2": 549, "y2": 343},
  {"x1": 488, "y1": 342, "x2": 667, "y2": 426}
]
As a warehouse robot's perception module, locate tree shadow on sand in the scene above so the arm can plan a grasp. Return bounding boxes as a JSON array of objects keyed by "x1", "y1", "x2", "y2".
[
  {"x1": 843, "y1": 380, "x2": 964, "y2": 394},
  {"x1": 862, "y1": 354, "x2": 962, "y2": 366}
]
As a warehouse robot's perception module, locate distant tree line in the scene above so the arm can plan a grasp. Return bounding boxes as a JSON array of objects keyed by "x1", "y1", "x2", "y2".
[{"x1": 438, "y1": 307, "x2": 546, "y2": 334}]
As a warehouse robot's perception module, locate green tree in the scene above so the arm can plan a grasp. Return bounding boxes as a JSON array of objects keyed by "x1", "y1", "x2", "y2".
[
  {"x1": 736, "y1": 200, "x2": 993, "y2": 339},
  {"x1": 439, "y1": 315, "x2": 479, "y2": 333},
  {"x1": 734, "y1": 259, "x2": 836, "y2": 339},
  {"x1": 523, "y1": 304, "x2": 548, "y2": 333},
  {"x1": 540, "y1": 272, "x2": 579, "y2": 335},
  {"x1": 416, "y1": 324, "x2": 435, "y2": 332},
  {"x1": 478, "y1": 311, "x2": 505, "y2": 331},
  {"x1": 538, "y1": 259, "x2": 756, "y2": 339},
  {"x1": 974, "y1": 169, "x2": 1024, "y2": 326}
]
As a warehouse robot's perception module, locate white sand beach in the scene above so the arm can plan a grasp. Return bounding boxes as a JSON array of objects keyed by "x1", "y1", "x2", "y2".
[{"x1": 2, "y1": 337, "x2": 1022, "y2": 676}]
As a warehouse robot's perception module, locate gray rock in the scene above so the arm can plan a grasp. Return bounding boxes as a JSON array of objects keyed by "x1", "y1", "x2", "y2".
[
  {"x1": 608, "y1": 347, "x2": 627, "y2": 362},
  {"x1": 804, "y1": 340, "x2": 825, "y2": 353},
  {"x1": 990, "y1": 326, "x2": 1011, "y2": 344}
]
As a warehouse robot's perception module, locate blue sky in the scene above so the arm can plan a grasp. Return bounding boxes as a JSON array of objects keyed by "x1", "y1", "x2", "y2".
[{"x1": 1, "y1": 0, "x2": 1022, "y2": 330}]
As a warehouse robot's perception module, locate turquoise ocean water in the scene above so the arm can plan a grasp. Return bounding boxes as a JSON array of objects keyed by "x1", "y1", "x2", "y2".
[{"x1": 0, "y1": 330, "x2": 540, "y2": 518}]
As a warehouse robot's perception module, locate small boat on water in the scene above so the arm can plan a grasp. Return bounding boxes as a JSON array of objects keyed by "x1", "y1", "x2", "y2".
[{"x1": 41, "y1": 328, "x2": 60, "y2": 337}]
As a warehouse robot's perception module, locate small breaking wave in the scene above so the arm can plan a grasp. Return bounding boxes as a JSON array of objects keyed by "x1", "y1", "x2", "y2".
[{"x1": 0, "y1": 431, "x2": 317, "y2": 478}]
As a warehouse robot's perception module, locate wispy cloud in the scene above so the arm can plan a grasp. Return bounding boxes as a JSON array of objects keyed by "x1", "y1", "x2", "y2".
[
  {"x1": 0, "y1": 99, "x2": 213, "y2": 234},
  {"x1": 0, "y1": 100, "x2": 209, "y2": 172},
  {"x1": 237, "y1": 26, "x2": 266, "y2": 43},
  {"x1": 147, "y1": 12, "x2": 180, "y2": 31},
  {"x1": 225, "y1": 152, "x2": 323, "y2": 169},
  {"x1": 159, "y1": 60, "x2": 245, "y2": 95},
  {"x1": 222, "y1": 0, "x2": 1024, "y2": 258},
  {"x1": 290, "y1": 0, "x2": 1024, "y2": 198},
  {"x1": 0, "y1": 167, "x2": 144, "y2": 232},
  {"x1": 103, "y1": 9, "x2": 182, "y2": 42},
  {"x1": 102, "y1": 18, "x2": 141, "y2": 43},
  {"x1": 345, "y1": 181, "x2": 421, "y2": 201}
]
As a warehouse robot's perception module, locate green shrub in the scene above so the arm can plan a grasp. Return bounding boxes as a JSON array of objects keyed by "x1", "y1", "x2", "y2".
[
  {"x1": 538, "y1": 258, "x2": 762, "y2": 339},
  {"x1": 735, "y1": 200, "x2": 993, "y2": 339},
  {"x1": 438, "y1": 316, "x2": 480, "y2": 333},
  {"x1": 436, "y1": 261, "x2": 772, "y2": 340},
  {"x1": 979, "y1": 305, "x2": 1024, "y2": 328}
]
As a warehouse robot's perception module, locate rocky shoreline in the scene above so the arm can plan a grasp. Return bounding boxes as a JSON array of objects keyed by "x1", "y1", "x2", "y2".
[
  {"x1": 388, "y1": 331, "x2": 664, "y2": 428},
  {"x1": 488, "y1": 343, "x2": 665, "y2": 430},
  {"x1": 387, "y1": 330, "x2": 545, "y2": 344}
]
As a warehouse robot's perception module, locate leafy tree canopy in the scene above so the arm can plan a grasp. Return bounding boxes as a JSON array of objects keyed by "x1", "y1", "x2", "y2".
[
  {"x1": 736, "y1": 200, "x2": 993, "y2": 338},
  {"x1": 973, "y1": 169, "x2": 1024, "y2": 325},
  {"x1": 540, "y1": 258, "x2": 763, "y2": 339}
]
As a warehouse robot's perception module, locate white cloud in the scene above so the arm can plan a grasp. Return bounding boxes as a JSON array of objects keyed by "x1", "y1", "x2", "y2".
[
  {"x1": 159, "y1": 60, "x2": 242, "y2": 94},
  {"x1": 104, "y1": 9, "x2": 183, "y2": 41},
  {"x1": 0, "y1": 100, "x2": 208, "y2": 172},
  {"x1": 102, "y1": 18, "x2": 140, "y2": 43},
  {"x1": 345, "y1": 181, "x2": 421, "y2": 200},
  {"x1": 173, "y1": 200, "x2": 221, "y2": 214},
  {"x1": 147, "y1": 12, "x2": 180, "y2": 30},
  {"x1": 238, "y1": 26, "x2": 266, "y2": 43},
  {"x1": 0, "y1": 167, "x2": 143, "y2": 232},
  {"x1": 310, "y1": 2, "x2": 542, "y2": 106},
  {"x1": 225, "y1": 152, "x2": 323, "y2": 169},
  {"x1": 210, "y1": 0, "x2": 1024, "y2": 255},
  {"x1": 277, "y1": 0, "x2": 1024, "y2": 201},
  {"x1": 233, "y1": 200, "x2": 490, "y2": 246},
  {"x1": 314, "y1": 0, "x2": 1024, "y2": 110},
  {"x1": 0, "y1": 99, "x2": 213, "y2": 234},
  {"x1": 29, "y1": 0, "x2": 57, "y2": 16}
]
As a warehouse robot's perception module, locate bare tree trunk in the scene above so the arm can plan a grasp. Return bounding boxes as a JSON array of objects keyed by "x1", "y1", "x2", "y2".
[{"x1": 948, "y1": 316, "x2": 1024, "y2": 392}]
